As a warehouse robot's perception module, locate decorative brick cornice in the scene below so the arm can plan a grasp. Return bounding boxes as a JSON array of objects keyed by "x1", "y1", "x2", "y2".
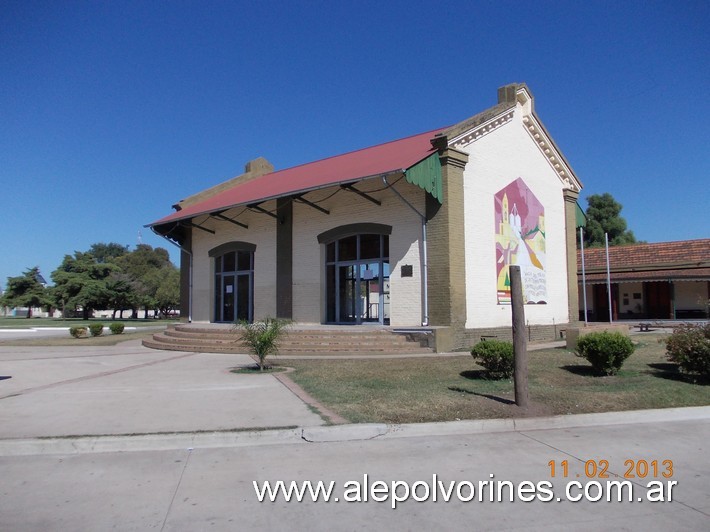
[
  {"x1": 522, "y1": 113, "x2": 580, "y2": 191},
  {"x1": 448, "y1": 110, "x2": 515, "y2": 149},
  {"x1": 446, "y1": 85, "x2": 583, "y2": 193}
]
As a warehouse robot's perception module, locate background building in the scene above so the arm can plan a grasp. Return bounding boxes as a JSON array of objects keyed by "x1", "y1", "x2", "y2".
[{"x1": 578, "y1": 239, "x2": 710, "y2": 322}]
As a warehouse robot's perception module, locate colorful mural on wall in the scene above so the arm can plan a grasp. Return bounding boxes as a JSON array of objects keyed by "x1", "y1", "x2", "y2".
[{"x1": 495, "y1": 177, "x2": 547, "y2": 304}]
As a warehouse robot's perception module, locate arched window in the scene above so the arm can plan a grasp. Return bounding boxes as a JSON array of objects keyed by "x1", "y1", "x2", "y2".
[
  {"x1": 210, "y1": 242, "x2": 255, "y2": 323},
  {"x1": 318, "y1": 224, "x2": 391, "y2": 325}
]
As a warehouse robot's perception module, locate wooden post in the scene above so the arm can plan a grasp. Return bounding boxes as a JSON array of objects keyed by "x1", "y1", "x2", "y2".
[{"x1": 510, "y1": 266, "x2": 529, "y2": 408}]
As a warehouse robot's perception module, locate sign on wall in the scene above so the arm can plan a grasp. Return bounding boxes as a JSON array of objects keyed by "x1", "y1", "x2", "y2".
[{"x1": 494, "y1": 177, "x2": 547, "y2": 304}]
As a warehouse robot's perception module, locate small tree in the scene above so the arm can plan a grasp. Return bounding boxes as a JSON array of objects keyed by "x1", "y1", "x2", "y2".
[{"x1": 234, "y1": 317, "x2": 287, "y2": 371}]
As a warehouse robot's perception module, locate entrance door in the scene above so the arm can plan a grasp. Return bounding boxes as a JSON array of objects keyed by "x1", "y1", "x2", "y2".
[
  {"x1": 235, "y1": 273, "x2": 252, "y2": 322},
  {"x1": 337, "y1": 264, "x2": 357, "y2": 323},
  {"x1": 325, "y1": 233, "x2": 390, "y2": 325},
  {"x1": 214, "y1": 248, "x2": 254, "y2": 323},
  {"x1": 219, "y1": 274, "x2": 235, "y2": 323},
  {"x1": 335, "y1": 262, "x2": 390, "y2": 324},
  {"x1": 645, "y1": 282, "x2": 671, "y2": 319}
]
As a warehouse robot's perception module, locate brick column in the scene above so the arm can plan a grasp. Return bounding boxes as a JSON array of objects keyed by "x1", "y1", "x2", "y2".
[
  {"x1": 179, "y1": 228, "x2": 192, "y2": 322},
  {"x1": 563, "y1": 188, "x2": 580, "y2": 325},
  {"x1": 426, "y1": 146, "x2": 469, "y2": 334},
  {"x1": 276, "y1": 197, "x2": 293, "y2": 319}
]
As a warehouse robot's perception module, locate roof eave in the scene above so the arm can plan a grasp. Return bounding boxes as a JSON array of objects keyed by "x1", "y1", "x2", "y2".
[{"x1": 146, "y1": 168, "x2": 407, "y2": 228}]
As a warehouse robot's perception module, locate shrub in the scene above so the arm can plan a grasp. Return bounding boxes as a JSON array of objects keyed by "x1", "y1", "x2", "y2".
[
  {"x1": 109, "y1": 322, "x2": 125, "y2": 335},
  {"x1": 575, "y1": 331, "x2": 635, "y2": 376},
  {"x1": 234, "y1": 317, "x2": 288, "y2": 371},
  {"x1": 88, "y1": 323, "x2": 104, "y2": 337},
  {"x1": 69, "y1": 326, "x2": 87, "y2": 338},
  {"x1": 663, "y1": 323, "x2": 710, "y2": 379},
  {"x1": 471, "y1": 340, "x2": 514, "y2": 379}
]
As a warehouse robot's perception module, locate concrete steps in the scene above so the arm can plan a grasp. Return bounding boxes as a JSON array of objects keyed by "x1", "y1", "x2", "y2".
[{"x1": 143, "y1": 323, "x2": 434, "y2": 356}]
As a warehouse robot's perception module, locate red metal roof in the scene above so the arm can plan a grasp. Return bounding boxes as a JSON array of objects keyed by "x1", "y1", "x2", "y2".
[{"x1": 151, "y1": 127, "x2": 447, "y2": 226}]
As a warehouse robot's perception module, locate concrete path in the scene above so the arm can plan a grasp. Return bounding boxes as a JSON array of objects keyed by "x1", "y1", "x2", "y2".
[
  {"x1": 0, "y1": 342, "x2": 708, "y2": 531},
  {"x1": 0, "y1": 341, "x2": 323, "y2": 438}
]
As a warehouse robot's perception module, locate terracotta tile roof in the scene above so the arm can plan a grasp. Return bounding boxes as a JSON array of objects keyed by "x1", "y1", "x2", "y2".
[{"x1": 577, "y1": 239, "x2": 710, "y2": 282}]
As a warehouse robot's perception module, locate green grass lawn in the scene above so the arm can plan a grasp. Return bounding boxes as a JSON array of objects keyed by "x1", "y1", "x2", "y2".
[{"x1": 285, "y1": 334, "x2": 710, "y2": 424}]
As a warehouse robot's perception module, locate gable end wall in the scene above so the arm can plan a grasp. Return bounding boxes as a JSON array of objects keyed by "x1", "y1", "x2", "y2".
[{"x1": 460, "y1": 107, "x2": 571, "y2": 329}]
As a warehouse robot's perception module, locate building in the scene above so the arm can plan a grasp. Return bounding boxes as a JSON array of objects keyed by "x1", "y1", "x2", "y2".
[
  {"x1": 578, "y1": 239, "x2": 710, "y2": 322},
  {"x1": 148, "y1": 84, "x2": 584, "y2": 350}
]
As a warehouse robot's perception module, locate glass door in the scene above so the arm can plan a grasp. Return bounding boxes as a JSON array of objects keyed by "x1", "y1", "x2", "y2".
[
  {"x1": 236, "y1": 272, "x2": 252, "y2": 322},
  {"x1": 220, "y1": 274, "x2": 235, "y2": 323},
  {"x1": 338, "y1": 264, "x2": 357, "y2": 323},
  {"x1": 326, "y1": 234, "x2": 390, "y2": 325},
  {"x1": 214, "y1": 249, "x2": 254, "y2": 323},
  {"x1": 359, "y1": 262, "x2": 379, "y2": 322}
]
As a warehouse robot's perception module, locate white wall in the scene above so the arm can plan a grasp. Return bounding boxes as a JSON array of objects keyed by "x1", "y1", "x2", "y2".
[
  {"x1": 188, "y1": 182, "x2": 426, "y2": 326},
  {"x1": 291, "y1": 180, "x2": 425, "y2": 326},
  {"x1": 618, "y1": 282, "x2": 644, "y2": 316},
  {"x1": 459, "y1": 108, "x2": 571, "y2": 328}
]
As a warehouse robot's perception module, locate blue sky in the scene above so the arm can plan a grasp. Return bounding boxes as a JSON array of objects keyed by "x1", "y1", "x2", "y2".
[{"x1": 1, "y1": 0, "x2": 708, "y2": 287}]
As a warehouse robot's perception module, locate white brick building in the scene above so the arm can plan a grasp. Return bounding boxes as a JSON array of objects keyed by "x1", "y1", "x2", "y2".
[{"x1": 148, "y1": 84, "x2": 584, "y2": 349}]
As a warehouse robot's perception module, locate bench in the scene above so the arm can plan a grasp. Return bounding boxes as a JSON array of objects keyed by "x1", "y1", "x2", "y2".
[{"x1": 636, "y1": 323, "x2": 651, "y2": 332}]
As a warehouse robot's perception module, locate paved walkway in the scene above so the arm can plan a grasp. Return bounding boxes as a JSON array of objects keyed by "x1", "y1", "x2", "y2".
[
  {"x1": 0, "y1": 341, "x2": 708, "y2": 531},
  {"x1": 0, "y1": 340, "x2": 322, "y2": 438}
]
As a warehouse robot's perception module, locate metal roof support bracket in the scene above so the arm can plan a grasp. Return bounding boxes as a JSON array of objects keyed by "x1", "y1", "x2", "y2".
[
  {"x1": 180, "y1": 221, "x2": 215, "y2": 235},
  {"x1": 247, "y1": 204, "x2": 279, "y2": 219},
  {"x1": 211, "y1": 212, "x2": 248, "y2": 229},
  {"x1": 293, "y1": 195, "x2": 330, "y2": 215},
  {"x1": 340, "y1": 184, "x2": 381, "y2": 206}
]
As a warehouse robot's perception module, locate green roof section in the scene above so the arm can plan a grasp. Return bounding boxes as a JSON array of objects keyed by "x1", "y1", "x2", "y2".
[
  {"x1": 576, "y1": 201, "x2": 587, "y2": 228},
  {"x1": 405, "y1": 153, "x2": 442, "y2": 202}
]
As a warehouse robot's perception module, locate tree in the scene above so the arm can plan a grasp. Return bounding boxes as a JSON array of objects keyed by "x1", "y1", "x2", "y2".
[
  {"x1": 88, "y1": 242, "x2": 129, "y2": 263},
  {"x1": 114, "y1": 244, "x2": 173, "y2": 318},
  {"x1": 0, "y1": 267, "x2": 49, "y2": 318},
  {"x1": 51, "y1": 252, "x2": 115, "y2": 320},
  {"x1": 152, "y1": 266, "x2": 180, "y2": 318},
  {"x1": 581, "y1": 193, "x2": 638, "y2": 248},
  {"x1": 105, "y1": 273, "x2": 136, "y2": 319}
]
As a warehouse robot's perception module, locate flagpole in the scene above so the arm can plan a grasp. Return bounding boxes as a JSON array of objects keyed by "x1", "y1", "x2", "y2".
[
  {"x1": 605, "y1": 232, "x2": 612, "y2": 323},
  {"x1": 580, "y1": 227, "x2": 588, "y2": 324}
]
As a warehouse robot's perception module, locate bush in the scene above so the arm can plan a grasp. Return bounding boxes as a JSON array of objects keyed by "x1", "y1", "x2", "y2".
[
  {"x1": 663, "y1": 323, "x2": 710, "y2": 379},
  {"x1": 471, "y1": 340, "x2": 514, "y2": 379},
  {"x1": 575, "y1": 331, "x2": 635, "y2": 375},
  {"x1": 89, "y1": 323, "x2": 104, "y2": 337},
  {"x1": 69, "y1": 326, "x2": 87, "y2": 338},
  {"x1": 109, "y1": 322, "x2": 125, "y2": 335}
]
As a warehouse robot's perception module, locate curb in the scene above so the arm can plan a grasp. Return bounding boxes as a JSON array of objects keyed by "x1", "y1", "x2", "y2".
[{"x1": 1, "y1": 406, "x2": 708, "y2": 457}]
